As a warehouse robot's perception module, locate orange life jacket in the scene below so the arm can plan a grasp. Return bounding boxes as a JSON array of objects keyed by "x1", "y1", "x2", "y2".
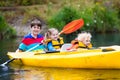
[{"x1": 71, "y1": 40, "x2": 92, "y2": 49}]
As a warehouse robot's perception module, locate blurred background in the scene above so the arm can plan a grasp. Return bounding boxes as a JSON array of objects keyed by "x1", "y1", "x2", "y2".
[{"x1": 0, "y1": 0, "x2": 120, "y2": 39}]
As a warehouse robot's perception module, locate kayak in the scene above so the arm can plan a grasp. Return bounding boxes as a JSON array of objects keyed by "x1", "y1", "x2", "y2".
[{"x1": 7, "y1": 45, "x2": 120, "y2": 69}]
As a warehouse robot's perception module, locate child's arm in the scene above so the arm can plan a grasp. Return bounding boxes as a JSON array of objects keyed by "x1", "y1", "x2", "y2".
[
  {"x1": 67, "y1": 44, "x2": 79, "y2": 50},
  {"x1": 47, "y1": 42, "x2": 56, "y2": 51}
]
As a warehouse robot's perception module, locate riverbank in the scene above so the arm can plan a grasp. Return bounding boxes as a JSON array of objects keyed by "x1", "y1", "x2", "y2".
[
  {"x1": 8, "y1": 15, "x2": 48, "y2": 37},
  {"x1": 0, "y1": 0, "x2": 120, "y2": 37}
]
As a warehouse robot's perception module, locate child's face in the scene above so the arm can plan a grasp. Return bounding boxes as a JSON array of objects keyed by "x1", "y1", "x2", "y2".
[
  {"x1": 50, "y1": 30, "x2": 59, "y2": 40},
  {"x1": 31, "y1": 24, "x2": 41, "y2": 35},
  {"x1": 83, "y1": 37, "x2": 91, "y2": 46}
]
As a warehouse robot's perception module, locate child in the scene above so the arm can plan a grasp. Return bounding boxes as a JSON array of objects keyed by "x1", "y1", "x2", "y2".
[
  {"x1": 67, "y1": 32, "x2": 92, "y2": 50},
  {"x1": 44, "y1": 28, "x2": 64, "y2": 51},
  {"x1": 16, "y1": 18, "x2": 45, "y2": 52}
]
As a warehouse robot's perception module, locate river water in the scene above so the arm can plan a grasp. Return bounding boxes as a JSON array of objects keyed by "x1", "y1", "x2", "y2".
[{"x1": 0, "y1": 33, "x2": 120, "y2": 80}]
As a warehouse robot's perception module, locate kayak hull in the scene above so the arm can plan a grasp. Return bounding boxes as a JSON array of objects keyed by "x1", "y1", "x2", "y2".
[{"x1": 7, "y1": 48, "x2": 120, "y2": 69}]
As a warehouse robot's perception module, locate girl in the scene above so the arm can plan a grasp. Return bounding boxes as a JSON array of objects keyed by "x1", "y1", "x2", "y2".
[
  {"x1": 67, "y1": 32, "x2": 92, "y2": 50},
  {"x1": 44, "y1": 28, "x2": 64, "y2": 51}
]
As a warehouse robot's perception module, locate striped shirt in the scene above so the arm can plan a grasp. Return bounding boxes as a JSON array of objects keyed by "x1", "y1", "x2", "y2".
[{"x1": 19, "y1": 33, "x2": 44, "y2": 51}]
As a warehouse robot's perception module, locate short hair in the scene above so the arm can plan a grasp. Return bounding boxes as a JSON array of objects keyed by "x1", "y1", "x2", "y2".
[{"x1": 30, "y1": 19, "x2": 42, "y2": 28}]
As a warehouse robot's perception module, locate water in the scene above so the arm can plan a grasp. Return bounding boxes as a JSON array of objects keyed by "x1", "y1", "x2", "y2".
[
  {"x1": 92, "y1": 33, "x2": 120, "y2": 47},
  {"x1": 0, "y1": 33, "x2": 120, "y2": 80},
  {"x1": 2, "y1": 65, "x2": 120, "y2": 80}
]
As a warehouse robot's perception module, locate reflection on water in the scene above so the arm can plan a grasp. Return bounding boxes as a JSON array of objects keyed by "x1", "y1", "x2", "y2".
[
  {"x1": 8, "y1": 64, "x2": 120, "y2": 80},
  {"x1": 0, "y1": 33, "x2": 120, "y2": 80},
  {"x1": 0, "y1": 65, "x2": 15, "y2": 80}
]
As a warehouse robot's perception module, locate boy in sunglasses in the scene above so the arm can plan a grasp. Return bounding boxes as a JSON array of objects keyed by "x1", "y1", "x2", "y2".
[{"x1": 16, "y1": 18, "x2": 45, "y2": 52}]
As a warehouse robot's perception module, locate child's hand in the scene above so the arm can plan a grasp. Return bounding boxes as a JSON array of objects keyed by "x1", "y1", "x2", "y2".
[
  {"x1": 41, "y1": 40, "x2": 43, "y2": 43},
  {"x1": 67, "y1": 48, "x2": 77, "y2": 51}
]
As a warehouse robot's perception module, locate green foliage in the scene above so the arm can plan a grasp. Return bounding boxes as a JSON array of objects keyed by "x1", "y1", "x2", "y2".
[
  {"x1": 0, "y1": 15, "x2": 16, "y2": 39},
  {"x1": 78, "y1": 2, "x2": 120, "y2": 33},
  {"x1": 48, "y1": 6, "x2": 81, "y2": 30},
  {"x1": 79, "y1": 8, "x2": 94, "y2": 31},
  {"x1": 3, "y1": 26, "x2": 16, "y2": 39},
  {"x1": 20, "y1": 0, "x2": 30, "y2": 6},
  {"x1": 112, "y1": 0, "x2": 120, "y2": 18},
  {"x1": 0, "y1": 15, "x2": 7, "y2": 32},
  {"x1": 92, "y1": 3, "x2": 120, "y2": 33},
  {"x1": 48, "y1": 2, "x2": 120, "y2": 33}
]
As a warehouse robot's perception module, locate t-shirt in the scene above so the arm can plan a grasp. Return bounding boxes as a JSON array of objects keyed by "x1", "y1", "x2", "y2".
[{"x1": 19, "y1": 33, "x2": 44, "y2": 51}]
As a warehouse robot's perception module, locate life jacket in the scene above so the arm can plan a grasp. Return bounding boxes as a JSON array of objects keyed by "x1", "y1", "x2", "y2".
[
  {"x1": 71, "y1": 40, "x2": 92, "y2": 49},
  {"x1": 46, "y1": 37, "x2": 64, "y2": 49},
  {"x1": 78, "y1": 41, "x2": 92, "y2": 49}
]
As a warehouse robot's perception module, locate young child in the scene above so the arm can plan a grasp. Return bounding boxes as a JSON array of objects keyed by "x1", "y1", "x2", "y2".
[
  {"x1": 16, "y1": 18, "x2": 45, "y2": 52},
  {"x1": 44, "y1": 28, "x2": 64, "y2": 51},
  {"x1": 67, "y1": 32, "x2": 92, "y2": 50}
]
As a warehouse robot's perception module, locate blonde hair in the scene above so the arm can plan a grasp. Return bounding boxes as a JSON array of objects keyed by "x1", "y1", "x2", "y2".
[
  {"x1": 77, "y1": 32, "x2": 92, "y2": 41},
  {"x1": 45, "y1": 28, "x2": 59, "y2": 40}
]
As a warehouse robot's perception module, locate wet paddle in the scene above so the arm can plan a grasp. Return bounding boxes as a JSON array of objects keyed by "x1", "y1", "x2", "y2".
[
  {"x1": 0, "y1": 58, "x2": 16, "y2": 67},
  {"x1": 0, "y1": 43, "x2": 43, "y2": 67}
]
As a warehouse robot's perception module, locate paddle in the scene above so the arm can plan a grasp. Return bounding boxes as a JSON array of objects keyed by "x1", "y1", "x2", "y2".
[
  {"x1": 0, "y1": 43, "x2": 43, "y2": 67},
  {"x1": 59, "y1": 19, "x2": 84, "y2": 35},
  {"x1": 0, "y1": 58, "x2": 16, "y2": 67}
]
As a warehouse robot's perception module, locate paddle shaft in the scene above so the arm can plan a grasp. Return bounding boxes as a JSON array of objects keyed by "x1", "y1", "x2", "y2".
[
  {"x1": 0, "y1": 43, "x2": 43, "y2": 66},
  {"x1": 0, "y1": 58, "x2": 16, "y2": 66},
  {"x1": 26, "y1": 43, "x2": 42, "y2": 52}
]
